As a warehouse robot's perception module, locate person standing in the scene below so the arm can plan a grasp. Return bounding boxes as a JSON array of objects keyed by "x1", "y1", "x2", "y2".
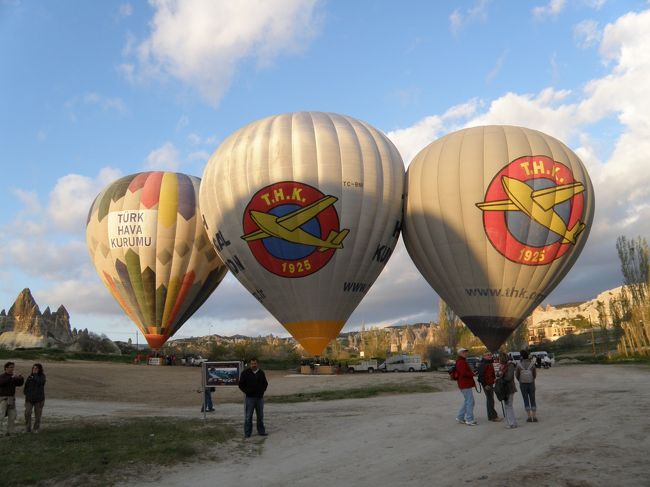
[
  {"x1": 477, "y1": 352, "x2": 501, "y2": 422},
  {"x1": 23, "y1": 363, "x2": 46, "y2": 433},
  {"x1": 201, "y1": 386, "x2": 215, "y2": 412},
  {"x1": 516, "y1": 349, "x2": 538, "y2": 423},
  {"x1": 238, "y1": 358, "x2": 268, "y2": 438},
  {"x1": 0, "y1": 362, "x2": 24, "y2": 436},
  {"x1": 498, "y1": 353, "x2": 518, "y2": 429},
  {"x1": 454, "y1": 348, "x2": 478, "y2": 426}
]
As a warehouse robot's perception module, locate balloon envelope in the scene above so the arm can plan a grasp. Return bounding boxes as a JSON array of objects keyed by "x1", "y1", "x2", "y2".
[
  {"x1": 86, "y1": 172, "x2": 228, "y2": 349},
  {"x1": 200, "y1": 112, "x2": 405, "y2": 356},
  {"x1": 403, "y1": 125, "x2": 595, "y2": 350}
]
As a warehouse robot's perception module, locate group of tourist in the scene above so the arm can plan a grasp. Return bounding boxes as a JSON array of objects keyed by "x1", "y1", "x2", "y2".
[
  {"x1": 0, "y1": 361, "x2": 46, "y2": 436},
  {"x1": 455, "y1": 348, "x2": 538, "y2": 428}
]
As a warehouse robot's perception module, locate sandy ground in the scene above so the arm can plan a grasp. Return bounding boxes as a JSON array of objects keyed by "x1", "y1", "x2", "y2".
[{"x1": 6, "y1": 360, "x2": 650, "y2": 486}]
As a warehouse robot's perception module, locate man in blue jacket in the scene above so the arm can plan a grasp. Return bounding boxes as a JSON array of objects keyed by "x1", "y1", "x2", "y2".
[{"x1": 238, "y1": 357, "x2": 268, "y2": 438}]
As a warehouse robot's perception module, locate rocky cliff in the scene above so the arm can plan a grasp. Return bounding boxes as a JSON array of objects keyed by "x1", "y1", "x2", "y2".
[{"x1": 0, "y1": 288, "x2": 74, "y2": 348}]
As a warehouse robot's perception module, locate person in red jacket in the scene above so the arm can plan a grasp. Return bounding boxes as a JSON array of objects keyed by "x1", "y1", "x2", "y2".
[
  {"x1": 477, "y1": 352, "x2": 502, "y2": 422},
  {"x1": 455, "y1": 348, "x2": 478, "y2": 425}
]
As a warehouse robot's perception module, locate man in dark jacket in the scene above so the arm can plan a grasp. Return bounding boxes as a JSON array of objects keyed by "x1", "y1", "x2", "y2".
[
  {"x1": 477, "y1": 352, "x2": 501, "y2": 422},
  {"x1": 455, "y1": 348, "x2": 477, "y2": 425},
  {"x1": 238, "y1": 357, "x2": 268, "y2": 438},
  {"x1": 0, "y1": 361, "x2": 25, "y2": 436}
]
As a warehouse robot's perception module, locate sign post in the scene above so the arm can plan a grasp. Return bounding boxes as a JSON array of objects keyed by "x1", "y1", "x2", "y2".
[{"x1": 201, "y1": 361, "x2": 243, "y2": 421}]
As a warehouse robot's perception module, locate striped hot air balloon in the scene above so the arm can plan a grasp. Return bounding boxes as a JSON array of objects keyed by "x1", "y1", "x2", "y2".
[
  {"x1": 200, "y1": 112, "x2": 405, "y2": 356},
  {"x1": 86, "y1": 171, "x2": 228, "y2": 350},
  {"x1": 403, "y1": 125, "x2": 595, "y2": 351}
]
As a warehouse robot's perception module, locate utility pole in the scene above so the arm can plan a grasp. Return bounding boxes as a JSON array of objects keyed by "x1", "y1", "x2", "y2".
[{"x1": 589, "y1": 317, "x2": 596, "y2": 357}]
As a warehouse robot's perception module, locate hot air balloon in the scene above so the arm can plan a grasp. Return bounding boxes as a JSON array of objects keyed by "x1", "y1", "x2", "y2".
[
  {"x1": 86, "y1": 171, "x2": 228, "y2": 350},
  {"x1": 199, "y1": 112, "x2": 404, "y2": 356},
  {"x1": 403, "y1": 125, "x2": 595, "y2": 351}
]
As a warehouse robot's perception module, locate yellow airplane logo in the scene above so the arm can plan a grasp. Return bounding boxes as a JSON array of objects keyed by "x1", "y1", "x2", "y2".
[
  {"x1": 242, "y1": 195, "x2": 349, "y2": 252},
  {"x1": 476, "y1": 176, "x2": 586, "y2": 244}
]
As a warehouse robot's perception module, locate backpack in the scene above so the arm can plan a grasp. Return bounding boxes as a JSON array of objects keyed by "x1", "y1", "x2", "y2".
[
  {"x1": 448, "y1": 365, "x2": 459, "y2": 381},
  {"x1": 517, "y1": 360, "x2": 535, "y2": 383},
  {"x1": 494, "y1": 377, "x2": 508, "y2": 401}
]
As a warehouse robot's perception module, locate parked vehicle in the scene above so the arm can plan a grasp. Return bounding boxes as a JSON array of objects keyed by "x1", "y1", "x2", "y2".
[
  {"x1": 531, "y1": 351, "x2": 555, "y2": 368},
  {"x1": 187, "y1": 355, "x2": 208, "y2": 366},
  {"x1": 378, "y1": 353, "x2": 424, "y2": 372},
  {"x1": 507, "y1": 351, "x2": 522, "y2": 364},
  {"x1": 347, "y1": 359, "x2": 378, "y2": 373}
]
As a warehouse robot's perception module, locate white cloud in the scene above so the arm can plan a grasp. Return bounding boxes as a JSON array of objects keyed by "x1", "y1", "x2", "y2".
[
  {"x1": 449, "y1": 0, "x2": 491, "y2": 35},
  {"x1": 583, "y1": 0, "x2": 606, "y2": 9},
  {"x1": 186, "y1": 132, "x2": 219, "y2": 147},
  {"x1": 532, "y1": 0, "x2": 566, "y2": 20},
  {"x1": 64, "y1": 93, "x2": 127, "y2": 121},
  {"x1": 38, "y1": 279, "x2": 122, "y2": 315},
  {"x1": 12, "y1": 189, "x2": 42, "y2": 216},
  {"x1": 143, "y1": 142, "x2": 181, "y2": 171},
  {"x1": 486, "y1": 50, "x2": 508, "y2": 83},
  {"x1": 187, "y1": 150, "x2": 210, "y2": 162},
  {"x1": 574, "y1": 20, "x2": 601, "y2": 48},
  {"x1": 118, "y1": 3, "x2": 133, "y2": 18},
  {"x1": 387, "y1": 99, "x2": 480, "y2": 165},
  {"x1": 48, "y1": 168, "x2": 123, "y2": 233},
  {"x1": 124, "y1": 0, "x2": 323, "y2": 106}
]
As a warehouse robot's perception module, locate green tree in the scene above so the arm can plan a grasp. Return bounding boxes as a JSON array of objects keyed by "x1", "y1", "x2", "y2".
[{"x1": 438, "y1": 300, "x2": 462, "y2": 352}]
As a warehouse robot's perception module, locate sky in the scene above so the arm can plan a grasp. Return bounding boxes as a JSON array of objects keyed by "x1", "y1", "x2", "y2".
[{"x1": 2, "y1": 0, "x2": 650, "y2": 343}]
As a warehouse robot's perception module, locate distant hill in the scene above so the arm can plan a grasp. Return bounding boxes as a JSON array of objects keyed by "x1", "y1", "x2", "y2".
[{"x1": 532, "y1": 287, "x2": 624, "y2": 328}]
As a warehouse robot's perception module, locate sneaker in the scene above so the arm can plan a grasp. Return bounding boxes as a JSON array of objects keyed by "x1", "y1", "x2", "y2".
[
  {"x1": 465, "y1": 420, "x2": 478, "y2": 426},
  {"x1": 532, "y1": 417, "x2": 538, "y2": 422},
  {"x1": 526, "y1": 418, "x2": 533, "y2": 423},
  {"x1": 455, "y1": 417, "x2": 465, "y2": 424},
  {"x1": 506, "y1": 424, "x2": 518, "y2": 429}
]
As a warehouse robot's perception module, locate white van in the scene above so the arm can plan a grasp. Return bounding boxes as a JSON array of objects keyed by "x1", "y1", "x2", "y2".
[
  {"x1": 530, "y1": 351, "x2": 555, "y2": 368},
  {"x1": 379, "y1": 354, "x2": 423, "y2": 372},
  {"x1": 507, "y1": 351, "x2": 522, "y2": 364}
]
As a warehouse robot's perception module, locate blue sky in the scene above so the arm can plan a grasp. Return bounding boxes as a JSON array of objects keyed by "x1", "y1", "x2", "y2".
[{"x1": 1, "y1": 0, "x2": 649, "y2": 342}]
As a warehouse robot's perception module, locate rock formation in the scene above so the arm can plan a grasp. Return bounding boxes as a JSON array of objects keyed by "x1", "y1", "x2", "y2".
[{"x1": 0, "y1": 288, "x2": 74, "y2": 348}]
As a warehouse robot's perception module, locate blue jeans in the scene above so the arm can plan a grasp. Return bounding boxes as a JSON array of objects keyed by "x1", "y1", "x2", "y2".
[
  {"x1": 457, "y1": 388, "x2": 475, "y2": 422},
  {"x1": 520, "y1": 382, "x2": 536, "y2": 411},
  {"x1": 504, "y1": 393, "x2": 517, "y2": 426},
  {"x1": 202, "y1": 389, "x2": 213, "y2": 412},
  {"x1": 244, "y1": 396, "x2": 265, "y2": 437}
]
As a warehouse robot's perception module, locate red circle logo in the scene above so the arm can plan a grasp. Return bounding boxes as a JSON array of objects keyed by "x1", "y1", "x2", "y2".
[
  {"x1": 241, "y1": 181, "x2": 349, "y2": 278},
  {"x1": 477, "y1": 156, "x2": 586, "y2": 266}
]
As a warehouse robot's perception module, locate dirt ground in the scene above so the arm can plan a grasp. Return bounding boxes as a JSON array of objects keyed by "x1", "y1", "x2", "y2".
[{"x1": 5, "y1": 360, "x2": 650, "y2": 486}]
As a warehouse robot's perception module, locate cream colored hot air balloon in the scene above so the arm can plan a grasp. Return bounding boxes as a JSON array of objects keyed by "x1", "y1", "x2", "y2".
[
  {"x1": 86, "y1": 171, "x2": 228, "y2": 350},
  {"x1": 403, "y1": 125, "x2": 595, "y2": 351},
  {"x1": 200, "y1": 112, "x2": 404, "y2": 356}
]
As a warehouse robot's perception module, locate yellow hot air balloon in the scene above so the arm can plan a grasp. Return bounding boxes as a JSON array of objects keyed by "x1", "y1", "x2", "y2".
[
  {"x1": 86, "y1": 171, "x2": 228, "y2": 350},
  {"x1": 403, "y1": 125, "x2": 595, "y2": 350},
  {"x1": 200, "y1": 112, "x2": 405, "y2": 356}
]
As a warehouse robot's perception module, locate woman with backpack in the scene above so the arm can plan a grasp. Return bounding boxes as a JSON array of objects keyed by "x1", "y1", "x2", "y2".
[
  {"x1": 497, "y1": 353, "x2": 518, "y2": 429},
  {"x1": 516, "y1": 349, "x2": 538, "y2": 422}
]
